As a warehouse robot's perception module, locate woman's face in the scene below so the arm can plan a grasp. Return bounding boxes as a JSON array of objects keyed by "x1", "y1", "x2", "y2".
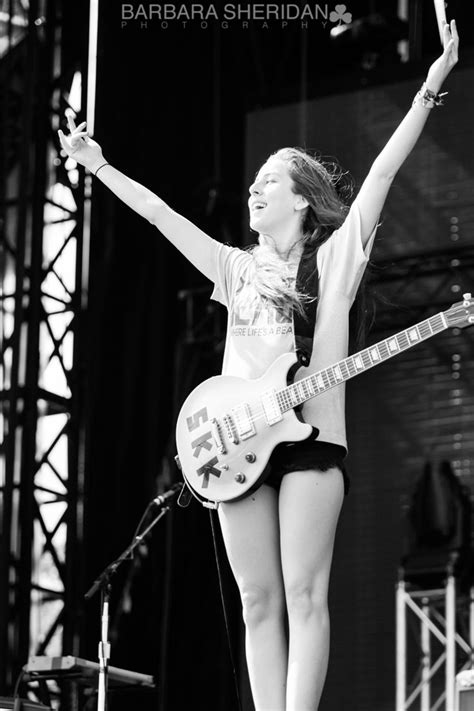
[{"x1": 248, "y1": 156, "x2": 306, "y2": 235}]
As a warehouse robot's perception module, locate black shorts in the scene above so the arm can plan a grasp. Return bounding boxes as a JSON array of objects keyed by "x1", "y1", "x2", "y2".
[{"x1": 262, "y1": 439, "x2": 350, "y2": 495}]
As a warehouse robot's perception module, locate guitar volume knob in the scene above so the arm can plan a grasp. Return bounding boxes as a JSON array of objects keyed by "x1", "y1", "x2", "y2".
[{"x1": 245, "y1": 452, "x2": 256, "y2": 463}]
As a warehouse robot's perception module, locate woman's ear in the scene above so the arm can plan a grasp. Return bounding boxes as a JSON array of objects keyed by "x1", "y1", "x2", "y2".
[{"x1": 294, "y1": 195, "x2": 309, "y2": 211}]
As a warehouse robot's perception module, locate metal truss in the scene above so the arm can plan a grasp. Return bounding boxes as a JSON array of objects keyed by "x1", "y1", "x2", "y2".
[
  {"x1": 177, "y1": 247, "x2": 474, "y2": 349},
  {"x1": 368, "y1": 246, "x2": 474, "y2": 333},
  {"x1": 0, "y1": 0, "x2": 87, "y2": 699},
  {"x1": 396, "y1": 564, "x2": 474, "y2": 711}
]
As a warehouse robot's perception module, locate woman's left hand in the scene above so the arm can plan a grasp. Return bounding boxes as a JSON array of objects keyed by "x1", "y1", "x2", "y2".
[{"x1": 426, "y1": 20, "x2": 459, "y2": 93}]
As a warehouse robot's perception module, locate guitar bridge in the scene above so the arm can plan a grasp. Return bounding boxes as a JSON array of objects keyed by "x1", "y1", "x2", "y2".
[{"x1": 211, "y1": 418, "x2": 227, "y2": 454}]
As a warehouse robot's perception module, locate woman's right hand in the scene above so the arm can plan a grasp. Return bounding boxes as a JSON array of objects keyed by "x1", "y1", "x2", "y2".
[{"x1": 58, "y1": 114, "x2": 105, "y2": 172}]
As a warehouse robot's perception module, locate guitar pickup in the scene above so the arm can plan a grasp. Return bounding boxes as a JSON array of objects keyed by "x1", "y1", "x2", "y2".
[{"x1": 261, "y1": 390, "x2": 282, "y2": 426}]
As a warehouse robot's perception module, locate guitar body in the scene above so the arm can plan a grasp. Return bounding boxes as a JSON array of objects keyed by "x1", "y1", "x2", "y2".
[
  {"x1": 175, "y1": 294, "x2": 474, "y2": 505},
  {"x1": 176, "y1": 352, "x2": 313, "y2": 503}
]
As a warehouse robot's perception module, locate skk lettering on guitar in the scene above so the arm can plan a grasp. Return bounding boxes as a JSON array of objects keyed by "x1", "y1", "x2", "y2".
[
  {"x1": 196, "y1": 457, "x2": 221, "y2": 489},
  {"x1": 186, "y1": 407, "x2": 208, "y2": 432},
  {"x1": 191, "y1": 431, "x2": 213, "y2": 458}
]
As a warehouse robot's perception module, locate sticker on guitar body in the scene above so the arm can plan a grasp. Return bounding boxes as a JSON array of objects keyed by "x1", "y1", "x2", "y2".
[{"x1": 186, "y1": 406, "x2": 221, "y2": 488}]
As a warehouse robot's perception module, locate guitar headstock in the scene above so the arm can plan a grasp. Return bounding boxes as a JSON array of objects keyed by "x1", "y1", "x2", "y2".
[{"x1": 445, "y1": 292, "x2": 474, "y2": 329}]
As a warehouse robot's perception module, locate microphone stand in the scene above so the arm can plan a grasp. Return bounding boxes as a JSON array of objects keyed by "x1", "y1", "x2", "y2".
[{"x1": 84, "y1": 483, "x2": 182, "y2": 711}]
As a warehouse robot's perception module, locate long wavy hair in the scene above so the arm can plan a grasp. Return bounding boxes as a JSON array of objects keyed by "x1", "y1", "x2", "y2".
[{"x1": 248, "y1": 147, "x2": 352, "y2": 317}]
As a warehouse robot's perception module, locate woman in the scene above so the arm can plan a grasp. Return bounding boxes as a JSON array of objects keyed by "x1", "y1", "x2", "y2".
[{"x1": 59, "y1": 21, "x2": 458, "y2": 710}]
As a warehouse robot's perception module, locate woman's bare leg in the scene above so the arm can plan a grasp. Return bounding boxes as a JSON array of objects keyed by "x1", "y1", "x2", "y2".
[
  {"x1": 218, "y1": 484, "x2": 287, "y2": 711},
  {"x1": 279, "y1": 468, "x2": 344, "y2": 711}
]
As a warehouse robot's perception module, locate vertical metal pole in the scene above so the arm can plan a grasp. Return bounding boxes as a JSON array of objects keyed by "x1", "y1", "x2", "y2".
[
  {"x1": 446, "y1": 574, "x2": 456, "y2": 711},
  {"x1": 421, "y1": 598, "x2": 431, "y2": 711},
  {"x1": 19, "y1": 0, "x2": 57, "y2": 665},
  {"x1": 396, "y1": 577, "x2": 407, "y2": 711},
  {"x1": 470, "y1": 586, "x2": 474, "y2": 668},
  {"x1": 408, "y1": 0, "x2": 423, "y2": 62},
  {"x1": 299, "y1": 25, "x2": 308, "y2": 146},
  {"x1": 212, "y1": 17, "x2": 221, "y2": 187}
]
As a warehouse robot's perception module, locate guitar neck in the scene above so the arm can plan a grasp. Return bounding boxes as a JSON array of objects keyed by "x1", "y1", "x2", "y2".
[{"x1": 277, "y1": 310, "x2": 449, "y2": 412}]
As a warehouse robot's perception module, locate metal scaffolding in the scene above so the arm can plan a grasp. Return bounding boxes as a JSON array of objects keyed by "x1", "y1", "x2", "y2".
[
  {"x1": 176, "y1": 246, "x2": 474, "y2": 348},
  {"x1": 396, "y1": 568, "x2": 474, "y2": 711},
  {"x1": 369, "y1": 246, "x2": 474, "y2": 333},
  {"x1": 0, "y1": 0, "x2": 88, "y2": 699}
]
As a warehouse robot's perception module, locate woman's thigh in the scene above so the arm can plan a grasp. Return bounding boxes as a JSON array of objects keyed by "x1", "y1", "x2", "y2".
[
  {"x1": 218, "y1": 484, "x2": 284, "y2": 602},
  {"x1": 278, "y1": 468, "x2": 345, "y2": 602}
]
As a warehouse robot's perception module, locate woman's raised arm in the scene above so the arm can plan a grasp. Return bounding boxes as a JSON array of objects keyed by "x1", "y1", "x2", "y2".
[
  {"x1": 58, "y1": 115, "x2": 219, "y2": 281},
  {"x1": 353, "y1": 19, "x2": 459, "y2": 247}
]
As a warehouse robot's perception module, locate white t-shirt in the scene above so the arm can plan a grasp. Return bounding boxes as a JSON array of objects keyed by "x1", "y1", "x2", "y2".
[{"x1": 211, "y1": 202, "x2": 376, "y2": 451}]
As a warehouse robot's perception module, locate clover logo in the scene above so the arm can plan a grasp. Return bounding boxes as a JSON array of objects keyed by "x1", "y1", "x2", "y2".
[{"x1": 330, "y1": 4, "x2": 352, "y2": 25}]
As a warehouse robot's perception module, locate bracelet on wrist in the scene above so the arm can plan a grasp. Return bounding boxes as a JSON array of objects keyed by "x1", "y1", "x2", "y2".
[
  {"x1": 412, "y1": 82, "x2": 448, "y2": 109},
  {"x1": 94, "y1": 161, "x2": 110, "y2": 177}
]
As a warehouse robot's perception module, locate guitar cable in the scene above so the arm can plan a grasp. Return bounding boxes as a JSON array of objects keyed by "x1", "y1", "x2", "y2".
[{"x1": 208, "y1": 509, "x2": 243, "y2": 711}]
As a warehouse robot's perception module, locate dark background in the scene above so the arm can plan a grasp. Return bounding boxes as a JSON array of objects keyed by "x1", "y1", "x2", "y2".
[{"x1": 69, "y1": 1, "x2": 474, "y2": 710}]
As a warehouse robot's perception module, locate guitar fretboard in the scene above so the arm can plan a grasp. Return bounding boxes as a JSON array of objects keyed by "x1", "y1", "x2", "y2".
[{"x1": 276, "y1": 312, "x2": 448, "y2": 413}]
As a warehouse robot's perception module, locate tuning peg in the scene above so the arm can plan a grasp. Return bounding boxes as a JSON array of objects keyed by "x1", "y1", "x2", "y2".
[{"x1": 462, "y1": 292, "x2": 472, "y2": 305}]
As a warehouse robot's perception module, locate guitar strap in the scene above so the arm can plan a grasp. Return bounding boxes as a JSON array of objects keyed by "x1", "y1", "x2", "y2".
[
  {"x1": 292, "y1": 243, "x2": 320, "y2": 441},
  {"x1": 293, "y1": 242, "x2": 319, "y2": 367}
]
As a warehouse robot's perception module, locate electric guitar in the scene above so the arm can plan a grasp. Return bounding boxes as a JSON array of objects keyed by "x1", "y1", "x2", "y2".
[{"x1": 176, "y1": 294, "x2": 474, "y2": 507}]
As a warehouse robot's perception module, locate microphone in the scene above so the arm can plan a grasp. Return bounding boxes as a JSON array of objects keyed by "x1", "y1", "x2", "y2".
[{"x1": 152, "y1": 482, "x2": 183, "y2": 507}]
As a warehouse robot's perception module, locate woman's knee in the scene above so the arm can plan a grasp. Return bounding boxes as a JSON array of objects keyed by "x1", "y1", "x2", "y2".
[
  {"x1": 285, "y1": 580, "x2": 329, "y2": 624},
  {"x1": 240, "y1": 584, "x2": 285, "y2": 628}
]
